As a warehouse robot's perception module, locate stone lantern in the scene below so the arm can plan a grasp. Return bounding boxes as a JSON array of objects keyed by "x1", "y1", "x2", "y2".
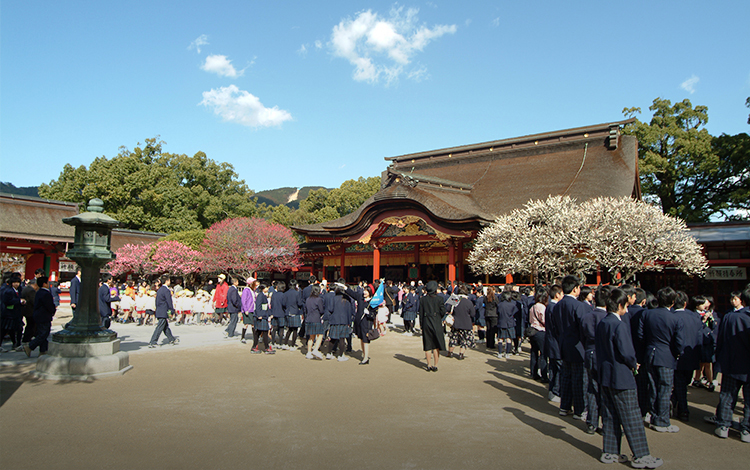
[{"x1": 35, "y1": 198, "x2": 132, "y2": 380}]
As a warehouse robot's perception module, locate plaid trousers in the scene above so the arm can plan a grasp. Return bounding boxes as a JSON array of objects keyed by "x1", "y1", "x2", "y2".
[
  {"x1": 585, "y1": 351, "x2": 600, "y2": 428},
  {"x1": 601, "y1": 387, "x2": 650, "y2": 458},
  {"x1": 717, "y1": 375, "x2": 750, "y2": 432},
  {"x1": 671, "y1": 370, "x2": 692, "y2": 417},
  {"x1": 561, "y1": 361, "x2": 586, "y2": 415},
  {"x1": 647, "y1": 365, "x2": 674, "y2": 427}
]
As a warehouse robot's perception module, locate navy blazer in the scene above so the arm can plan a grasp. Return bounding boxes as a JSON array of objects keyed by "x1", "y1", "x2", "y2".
[
  {"x1": 33, "y1": 288, "x2": 56, "y2": 323},
  {"x1": 69, "y1": 275, "x2": 81, "y2": 306},
  {"x1": 98, "y1": 284, "x2": 119, "y2": 318},
  {"x1": 545, "y1": 301, "x2": 562, "y2": 360},
  {"x1": 674, "y1": 309, "x2": 703, "y2": 371},
  {"x1": 304, "y1": 296, "x2": 325, "y2": 324},
  {"x1": 496, "y1": 300, "x2": 518, "y2": 330},
  {"x1": 581, "y1": 307, "x2": 608, "y2": 352},
  {"x1": 625, "y1": 305, "x2": 647, "y2": 363},
  {"x1": 452, "y1": 297, "x2": 475, "y2": 330},
  {"x1": 715, "y1": 307, "x2": 750, "y2": 382},
  {"x1": 403, "y1": 292, "x2": 419, "y2": 312},
  {"x1": 226, "y1": 285, "x2": 242, "y2": 314},
  {"x1": 557, "y1": 295, "x2": 588, "y2": 363},
  {"x1": 270, "y1": 290, "x2": 287, "y2": 318},
  {"x1": 329, "y1": 293, "x2": 353, "y2": 325},
  {"x1": 254, "y1": 291, "x2": 269, "y2": 319},
  {"x1": 1, "y1": 285, "x2": 23, "y2": 320},
  {"x1": 638, "y1": 307, "x2": 685, "y2": 369},
  {"x1": 284, "y1": 288, "x2": 304, "y2": 316},
  {"x1": 596, "y1": 313, "x2": 637, "y2": 390},
  {"x1": 154, "y1": 285, "x2": 173, "y2": 319}
]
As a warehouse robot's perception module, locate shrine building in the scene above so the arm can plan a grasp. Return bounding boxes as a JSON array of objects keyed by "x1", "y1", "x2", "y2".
[{"x1": 292, "y1": 119, "x2": 640, "y2": 284}]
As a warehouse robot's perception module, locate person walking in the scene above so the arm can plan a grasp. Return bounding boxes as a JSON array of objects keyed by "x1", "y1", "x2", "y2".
[
  {"x1": 447, "y1": 284, "x2": 476, "y2": 360},
  {"x1": 148, "y1": 275, "x2": 179, "y2": 348},
  {"x1": 418, "y1": 281, "x2": 446, "y2": 371},
  {"x1": 24, "y1": 276, "x2": 56, "y2": 357},
  {"x1": 224, "y1": 276, "x2": 242, "y2": 338}
]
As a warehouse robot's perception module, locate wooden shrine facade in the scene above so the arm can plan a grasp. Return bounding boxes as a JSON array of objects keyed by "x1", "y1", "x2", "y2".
[{"x1": 292, "y1": 119, "x2": 641, "y2": 284}]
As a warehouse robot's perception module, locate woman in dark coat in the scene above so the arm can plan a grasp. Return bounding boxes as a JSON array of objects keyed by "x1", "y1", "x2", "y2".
[
  {"x1": 327, "y1": 284, "x2": 354, "y2": 362},
  {"x1": 418, "y1": 281, "x2": 446, "y2": 371},
  {"x1": 305, "y1": 284, "x2": 326, "y2": 360},
  {"x1": 496, "y1": 290, "x2": 518, "y2": 359},
  {"x1": 448, "y1": 285, "x2": 476, "y2": 359}
]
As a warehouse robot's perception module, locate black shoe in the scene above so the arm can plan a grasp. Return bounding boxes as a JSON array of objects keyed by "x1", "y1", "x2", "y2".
[
  {"x1": 430, "y1": 366, "x2": 438, "y2": 372},
  {"x1": 586, "y1": 424, "x2": 597, "y2": 434},
  {"x1": 359, "y1": 358, "x2": 370, "y2": 365}
]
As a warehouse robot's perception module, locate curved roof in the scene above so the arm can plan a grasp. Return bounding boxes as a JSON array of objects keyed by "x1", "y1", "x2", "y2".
[{"x1": 294, "y1": 119, "x2": 640, "y2": 238}]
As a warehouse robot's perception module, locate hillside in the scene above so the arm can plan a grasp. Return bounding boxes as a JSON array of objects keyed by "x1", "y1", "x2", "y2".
[
  {"x1": 255, "y1": 186, "x2": 327, "y2": 209},
  {"x1": 0, "y1": 182, "x2": 39, "y2": 197}
]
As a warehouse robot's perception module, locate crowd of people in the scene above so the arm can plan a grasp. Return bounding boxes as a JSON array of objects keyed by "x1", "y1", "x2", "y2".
[{"x1": 2, "y1": 268, "x2": 749, "y2": 467}]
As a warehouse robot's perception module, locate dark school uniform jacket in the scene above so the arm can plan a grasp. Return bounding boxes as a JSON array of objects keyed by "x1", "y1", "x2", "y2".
[
  {"x1": 674, "y1": 309, "x2": 703, "y2": 371},
  {"x1": 1, "y1": 285, "x2": 23, "y2": 320},
  {"x1": 33, "y1": 288, "x2": 56, "y2": 323},
  {"x1": 403, "y1": 292, "x2": 419, "y2": 313},
  {"x1": 98, "y1": 284, "x2": 119, "y2": 318},
  {"x1": 715, "y1": 307, "x2": 750, "y2": 382},
  {"x1": 70, "y1": 275, "x2": 81, "y2": 306},
  {"x1": 284, "y1": 288, "x2": 304, "y2": 316},
  {"x1": 625, "y1": 304, "x2": 647, "y2": 364},
  {"x1": 596, "y1": 312, "x2": 637, "y2": 390},
  {"x1": 638, "y1": 307, "x2": 685, "y2": 369},
  {"x1": 496, "y1": 300, "x2": 518, "y2": 330},
  {"x1": 304, "y1": 296, "x2": 325, "y2": 325},
  {"x1": 581, "y1": 306, "x2": 608, "y2": 373},
  {"x1": 227, "y1": 285, "x2": 242, "y2": 314},
  {"x1": 253, "y1": 291, "x2": 270, "y2": 319},
  {"x1": 545, "y1": 301, "x2": 562, "y2": 360},
  {"x1": 329, "y1": 294, "x2": 353, "y2": 325},
  {"x1": 451, "y1": 297, "x2": 474, "y2": 330},
  {"x1": 270, "y1": 290, "x2": 287, "y2": 319},
  {"x1": 154, "y1": 285, "x2": 173, "y2": 319},
  {"x1": 557, "y1": 295, "x2": 588, "y2": 363}
]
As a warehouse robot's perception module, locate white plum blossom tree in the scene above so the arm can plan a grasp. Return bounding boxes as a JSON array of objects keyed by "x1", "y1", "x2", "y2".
[{"x1": 469, "y1": 195, "x2": 707, "y2": 283}]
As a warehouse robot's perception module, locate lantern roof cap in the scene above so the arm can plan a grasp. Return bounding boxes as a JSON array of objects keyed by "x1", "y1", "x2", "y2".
[{"x1": 62, "y1": 198, "x2": 120, "y2": 227}]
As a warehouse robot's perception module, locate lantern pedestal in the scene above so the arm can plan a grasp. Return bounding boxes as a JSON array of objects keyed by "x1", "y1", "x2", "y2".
[{"x1": 34, "y1": 339, "x2": 132, "y2": 381}]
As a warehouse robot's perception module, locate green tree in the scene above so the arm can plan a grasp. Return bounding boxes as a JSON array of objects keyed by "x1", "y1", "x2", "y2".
[
  {"x1": 623, "y1": 98, "x2": 718, "y2": 221},
  {"x1": 296, "y1": 176, "x2": 380, "y2": 224},
  {"x1": 708, "y1": 132, "x2": 750, "y2": 219},
  {"x1": 38, "y1": 138, "x2": 259, "y2": 232}
]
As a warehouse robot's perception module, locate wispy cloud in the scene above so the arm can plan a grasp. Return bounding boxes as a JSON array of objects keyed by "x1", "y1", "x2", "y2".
[
  {"x1": 200, "y1": 85, "x2": 292, "y2": 128},
  {"x1": 329, "y1": 6, "x2": 456, "y2": 85},
  {"x1": 188, "y1": 34, "x2": 209, "y2": 53},
  {"x1": 201, "y1": 54, "x2": 244, "y2": 78},
  {"x1": 491, "y1": 17, "x2": 500, "y2": 27},
  {"x1": 298, "y1": 44, "x2": 307, "y2": 55},
  {"x1": 680, "y1": 75, "x2": 699, "y2": 94}
]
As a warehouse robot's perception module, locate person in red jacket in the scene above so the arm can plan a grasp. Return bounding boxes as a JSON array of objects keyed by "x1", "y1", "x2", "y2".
[{"x1": 212, "y1": 273, "x2": 229, "y2": 325}]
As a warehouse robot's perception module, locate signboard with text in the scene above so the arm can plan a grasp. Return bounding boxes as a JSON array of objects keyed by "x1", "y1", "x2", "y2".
[{"x1": 705, "y1": 267, "x2": 747, "y2": 281}]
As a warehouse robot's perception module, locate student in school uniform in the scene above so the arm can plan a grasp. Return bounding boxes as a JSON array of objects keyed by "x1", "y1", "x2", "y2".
[
  {"x1": 496, "y1": 291, "x2": 518, "y2": 359},
  {"x1": 224, "y1": 276, "x2": 242, "y2": 338},
  {"x1": 554, "y1": 275, "x2": 589, "y2": 420},
  {"x1": 545, "y1": 285, "x2": 564, "y2": 403},
  {"x1": 712, "y1": 287, "x2": 750, "y2": 443},
  {"x1": 251, "y1": 284, "x2": 272, "y2": 354},
  {"x1": 148, "y1": 275, "x2": 179, "y2": 348},
  {"x1": 595, "y1": 288, "x2": 663, "y2": 469},
  {"x1": 98, "y1": 273, "x2": 119, "y2": 329},
  {"x1": 581, "y1": 285, "x2": 611, "y2": 434},
  {"x1": 305, "y1": 284, "x2": 326, "y2": 359},
  {"x1": 638, "y1": 287, "x2": 684, "y2": 433},
  {"x1": 402, "y1": 286, "x2": 419, "y2": 336},
  {"x1": 24, "y1": 276, "x2": 55, "y2": 357},
  {"x1": 269, "y1": 281, "x2": 287, "y2": 348},
  {"x1": 283, "y1": 279, "x2": 304, "y2": 350},
  {"x1": 670, "y1": 291, "x2": 703, "y2": 422},
  {"x1": 326, "y1": 283, "x2": 354, "y2": 362}
]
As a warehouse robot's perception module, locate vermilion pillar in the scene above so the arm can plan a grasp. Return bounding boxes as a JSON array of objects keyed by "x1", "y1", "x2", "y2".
[
  {"x1": 373, "y1": 245, "x2": 380, "y2": 280},
  {"x1": 340, "y1": 246, "x2": 346, "y2": 281},
  {"x1": 448, "y1": 240, "x2": 456, "y2": 284}
]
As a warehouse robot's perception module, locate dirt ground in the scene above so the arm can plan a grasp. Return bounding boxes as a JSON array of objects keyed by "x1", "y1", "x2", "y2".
[{"x1": 1, "y1": 322, "x2": 747, "y2": 470}]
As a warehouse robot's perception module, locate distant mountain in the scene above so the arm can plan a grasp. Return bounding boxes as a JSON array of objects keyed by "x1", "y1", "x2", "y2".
[
  {"x1": 0, "y1": 182, "x2": 39, "y2": 197},
  {"x1": 255, "y1": 186, "x2": 327, "y2": 209}
]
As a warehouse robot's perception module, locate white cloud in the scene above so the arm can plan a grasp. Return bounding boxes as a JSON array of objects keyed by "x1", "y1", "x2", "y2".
[
  {"x1": 315, "y1": 40, "x2": 323, "y2": 49},
  {"x1": 491, "y1": 17, "x2": 500, "y2": 27},
  {"x1": 188, "y1": 34, "x2": 209, "y2": 53},
  {"x1": 680, "y1": 75, "x2": 699, "y2": 94},
  {"x1": 201, "y1": 54, "x2": 244, "y2": 78},
  {"x1": 298, "y1": 44, "x2": 308, "y2": 55},
  {"x1": 200, "y1": 85, "x2": 292, "y2": 128},
  {"x1": 329, "y1": 7, "x2": 456, "y2": 85}
]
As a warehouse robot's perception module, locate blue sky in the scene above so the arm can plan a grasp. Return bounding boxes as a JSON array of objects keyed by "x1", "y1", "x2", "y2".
[{"x1": 2, "y1": 1, "x2": 748, "y2": 193}]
